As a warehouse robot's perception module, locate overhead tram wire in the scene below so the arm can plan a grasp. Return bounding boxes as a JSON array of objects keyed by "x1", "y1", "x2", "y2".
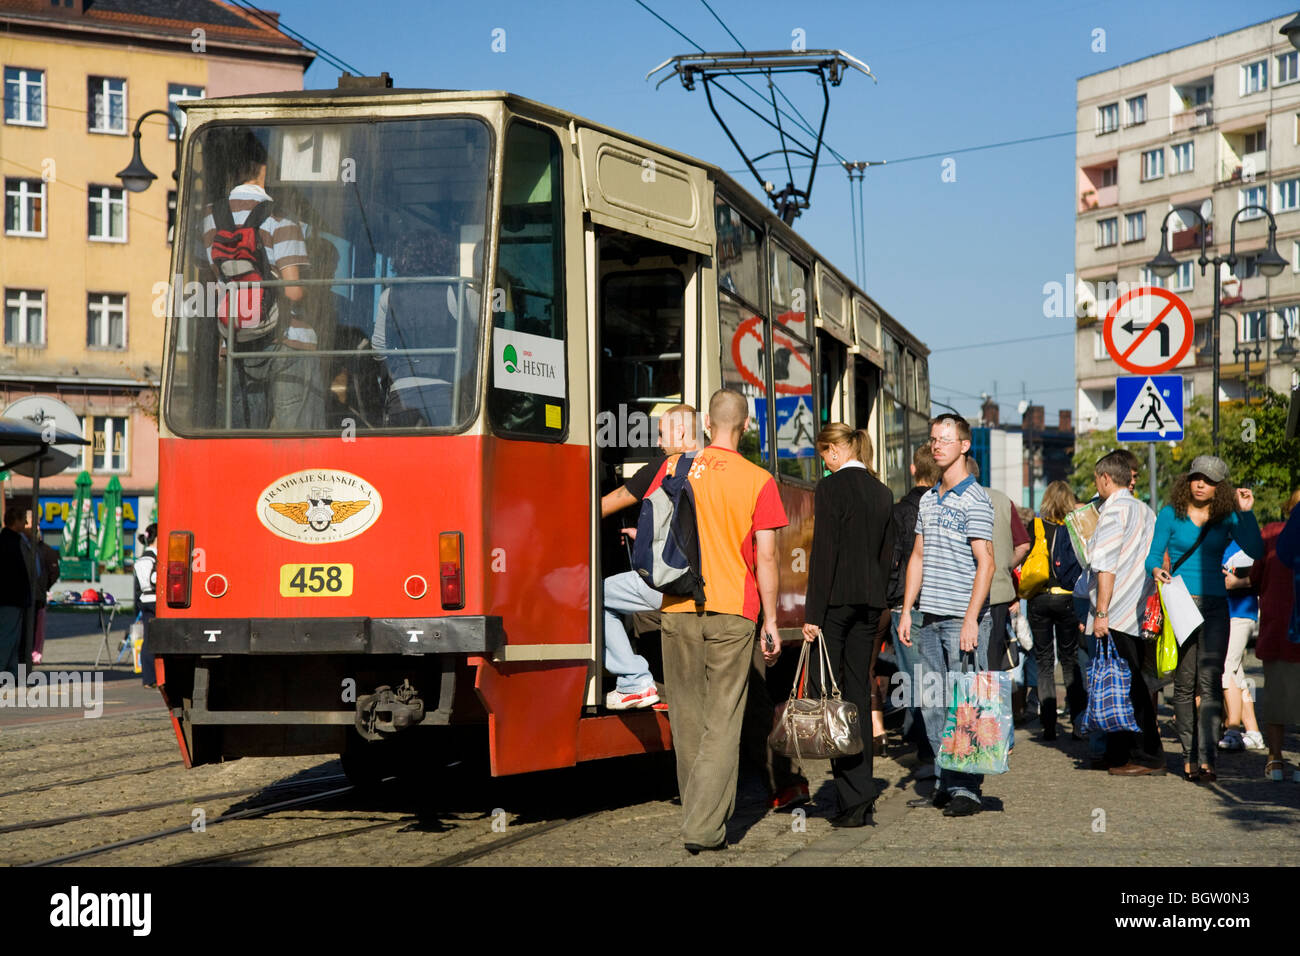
[
  {"x1": 230, "y1": 0, "x2": 364, "y2": 76},
  {"x1": 635, "y1": 0, "x2": 854, "y2": 179}
]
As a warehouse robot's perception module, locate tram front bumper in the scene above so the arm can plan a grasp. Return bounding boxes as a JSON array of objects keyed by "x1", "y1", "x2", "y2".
[{"x1": 149, "y1": 615, "x2": 505, "y2": 656}]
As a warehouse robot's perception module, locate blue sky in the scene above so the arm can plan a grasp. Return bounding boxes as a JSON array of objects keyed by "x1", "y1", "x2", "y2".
[{"x1": 269, "y1": 0, "x2": 1294, "y2": 421}]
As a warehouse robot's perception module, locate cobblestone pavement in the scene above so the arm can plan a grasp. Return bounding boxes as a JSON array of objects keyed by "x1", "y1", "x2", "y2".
[{"x1": 2, "y1": 616, "x2": 1297, "y2": 866}]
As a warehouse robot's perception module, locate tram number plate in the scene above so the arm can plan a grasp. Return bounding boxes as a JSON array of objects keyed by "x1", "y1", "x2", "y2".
[{"x1": 280, "y1": 564, "x2": 353, "y2": 597}]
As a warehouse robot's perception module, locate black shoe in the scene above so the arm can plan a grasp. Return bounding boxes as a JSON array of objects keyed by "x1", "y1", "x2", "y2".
[
  {"x1": 942, "y1": 794, "x2": 983, "y2": 817},
  {"x1": 1039, "y1": 727, "x2": 1058, "y2": 742},
  {"x1": 907, "y1": 790, "x2": 950, "y2": 809},
  {"x1": 684, "y1": 841, "x2": 726, "y2": 855},
  {"x1": 829, "y1": 802, "x2": 876, "y2": 828}
]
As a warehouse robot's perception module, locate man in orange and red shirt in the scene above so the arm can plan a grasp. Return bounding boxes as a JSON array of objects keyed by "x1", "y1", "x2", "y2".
[{"x1": 648, "y1": 388, "x2": 787, "y2": 854}]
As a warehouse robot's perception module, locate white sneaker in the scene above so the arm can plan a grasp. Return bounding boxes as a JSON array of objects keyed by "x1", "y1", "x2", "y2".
[
  {"x1": 1242, "y1": 731, "x2": 1266, "y2": 751},
  {"x1": 605, "y1": 686, "x2": 659, "y2": 710}
]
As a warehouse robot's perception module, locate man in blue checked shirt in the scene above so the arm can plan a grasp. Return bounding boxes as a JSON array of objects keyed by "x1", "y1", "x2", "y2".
[{"x1": 897, "y1": 414, "x2": 996, "y2": 818}]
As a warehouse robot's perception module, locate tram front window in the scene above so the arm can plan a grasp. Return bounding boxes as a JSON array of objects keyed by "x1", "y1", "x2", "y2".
[{"x1": 165, "y1": 117, "x2": 493, "y2": 434}]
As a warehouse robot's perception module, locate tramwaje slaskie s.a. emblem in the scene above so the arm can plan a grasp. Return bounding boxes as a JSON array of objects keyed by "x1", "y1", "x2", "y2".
[{"x1": 257, "y1": 469, "x2": 383, "y2": 543}]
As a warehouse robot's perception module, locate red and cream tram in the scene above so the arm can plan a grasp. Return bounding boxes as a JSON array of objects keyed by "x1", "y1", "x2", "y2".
[{"x1": 151, "y1": 77, "x2": 932, "y2": 780}]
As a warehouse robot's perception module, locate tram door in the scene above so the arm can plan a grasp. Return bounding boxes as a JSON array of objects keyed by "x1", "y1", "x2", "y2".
[
  {"x1": 854, "y1": 356, "x2": 881, "y2": 472},
  {"x1": 592, "y1": 227, "x2": 693, "y2": 706}
]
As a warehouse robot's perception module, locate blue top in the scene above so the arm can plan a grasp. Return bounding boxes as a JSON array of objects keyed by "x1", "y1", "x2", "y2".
[
  {"x1": 1222, "y1": 541, "x2": 1258, "y2": 620},
  {"x1": 1144, "y1": 506, "x2": 1264, "y2": 597},
  {"x1": 915, "y1": 475, "x2": 995, "y2": 617}
]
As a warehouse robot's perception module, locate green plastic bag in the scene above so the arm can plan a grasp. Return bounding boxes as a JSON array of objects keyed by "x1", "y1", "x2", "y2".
[{"x1": 1156, "y1": 583, "x2": 1178, "y2": 677}]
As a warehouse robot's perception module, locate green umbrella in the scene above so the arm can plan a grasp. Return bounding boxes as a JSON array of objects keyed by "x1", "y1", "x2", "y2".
[
  {"x1": 98, "y1": 475, "x2": 124, "y2": 571},
  {"x1": 64, "y1": 470, "x2": 97, "y2": 562}
]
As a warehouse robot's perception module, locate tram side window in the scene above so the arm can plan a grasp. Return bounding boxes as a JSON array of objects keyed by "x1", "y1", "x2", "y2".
[
  {"x1": 717, "y1": 199, "x2": 769, "y2": 468},
  {"x1": 770, "y1": 244, "x2": 816, "y2": 482},
  {"x1": 488, "y1": 121, "x2": 567, "y2": 440}
]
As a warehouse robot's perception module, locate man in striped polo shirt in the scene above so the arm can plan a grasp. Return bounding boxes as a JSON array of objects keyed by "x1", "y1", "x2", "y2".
[
  {"x1": 201, "y1": 128, "x2": 314, "y2": 430},
  {"x1": 898, "y1": 413, "x2": 996, "y2": 817}
]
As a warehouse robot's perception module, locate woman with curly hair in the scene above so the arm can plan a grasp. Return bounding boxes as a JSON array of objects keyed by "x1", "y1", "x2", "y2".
[{"x1": 1146, "y1": 456, "x2": 1263, "y2": 781}]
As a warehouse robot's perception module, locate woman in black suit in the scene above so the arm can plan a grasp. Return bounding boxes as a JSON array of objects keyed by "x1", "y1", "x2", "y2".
[{"x1": 802, "y1": 423, "x2": 896, "y2": 827}]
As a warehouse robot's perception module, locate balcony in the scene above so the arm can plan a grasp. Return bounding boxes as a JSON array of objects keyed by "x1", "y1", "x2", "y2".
[
  {"x1": 1172, "y1": 107, "x2": 1213, "y2": 132},
  {"x1": 1079, "y1": 184, "x2": 1118, "y2": 211},
  {"x1": 1220, "y1": 275, "x2": 1266, "y2": 306},
  {"x1": 1221, "y1": 151, "x2": 1267, "y2": 185},
  {"x1": 1171, "y1": 223, "x2": 1211, "y2": 252}
]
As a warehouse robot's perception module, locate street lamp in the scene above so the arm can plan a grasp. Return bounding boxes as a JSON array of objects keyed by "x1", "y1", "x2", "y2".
[
  {"x1": 1146, "y1": 203, "x2": 1287, "y2": 451},
  {"x1": 1282, "y1": 12, "x2": 1300, "y2": 51},
  {"x1": 115, "y1": 109, "x2": 182, "y2": 193},
  {"x1": 1204, "y1": 312, "x2": 1264, "y2": 403}
]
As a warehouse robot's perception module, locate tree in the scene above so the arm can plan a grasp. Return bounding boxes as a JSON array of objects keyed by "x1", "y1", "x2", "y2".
[{"x1": 1069, "y1": 390, "x2": 1298, "y2": 522}]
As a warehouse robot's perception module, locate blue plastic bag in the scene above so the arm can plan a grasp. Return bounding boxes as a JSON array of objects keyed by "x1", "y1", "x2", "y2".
[{"x1": 1080, "y1": 634, "x2": 1141, "y2": 733}]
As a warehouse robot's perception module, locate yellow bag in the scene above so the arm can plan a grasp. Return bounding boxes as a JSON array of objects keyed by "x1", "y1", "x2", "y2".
[
  {"x1": 1017, "y1": 518, "x2": 1051, "y2": 599},
  {"x1": 1156, "y1": 584, "x2": 1178, "y2": 677}
]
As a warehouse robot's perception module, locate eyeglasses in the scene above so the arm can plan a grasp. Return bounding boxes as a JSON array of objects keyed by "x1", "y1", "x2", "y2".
[{"x1": 929, "y1": 436, "x2": 960, "y2": 447}]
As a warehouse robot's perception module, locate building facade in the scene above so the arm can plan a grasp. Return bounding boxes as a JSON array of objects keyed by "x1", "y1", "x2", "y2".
[
  {"x1": 1, "y1": 0, "x2": 310, "y2": 545},
  {"x1": 1075, "y1": 13, "x2": 1300, "y2": 433}
]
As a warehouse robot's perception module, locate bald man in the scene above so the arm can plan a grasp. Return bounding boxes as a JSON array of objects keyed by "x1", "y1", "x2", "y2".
[{"x1": 643, "y1": 387, "x2": 788, "y2": 853}]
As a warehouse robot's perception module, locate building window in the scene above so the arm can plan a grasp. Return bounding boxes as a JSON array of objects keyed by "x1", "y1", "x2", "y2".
[
  {"x1": 1141, "y1": 148, "x2": 1164, "y2": 181},
  {"x1": 90, "y1": 416, "x2": 128, "y2": 473},
  {"x1": 1233, "y1": 254, "x2": 1261, "y2": 280},
  {"x1": 1170, "y1": 141, "x2": 1194, "y2": 174},
  {"x1": 1096, "y1": 103, "x2": 1119, "y2": 134},
  {"x1": 1125, "y1": 94, "x2": 1146, "y2": 126},
  {"x1": 1124, "y1": 211, "x2": 1146, "y2": 242},
  {"x1": 1277, "y1": 177, "x2": 1300, "y2": 212},
  {"x1": 1239, "y1": 185, "x2": 1266, "y2": 220},
  {"x1": 1093, "y1": 330, "x2": 1106, "y2": 360},
  {"x1": 1096, "y1": 217, "x2": 1118, "y2": 248},
  {"x1": 87, "y1": 293, "x2": 127, "y2": 349},
  {"x1": 3, "y1": 67, "x2": 44, "y2": 125},
  {"x1": 4, "y1": 177, "x2": 45, "y2": 236},
  {"x1": 1242, "y1": 310, "x2": 1266, "y2": 342},
  {"x1": 1241, "y1": 60, "x2": 1268, "y2": 95},
  {"x1": 1293, "y1": 240, "x2": 1300, "y2": 273},
  {"x1": 167, "y1": 190, "x2": 177, "y2": 244},
  {"x1": 87, "y1": 76, "x2": 126, "y2": 133},
  {"x1": 1139, "y1": 266, "x2": 1167, "y2": 290},
  {"x1": 3, "y1": 288, "x2": 44, "y2": 346},
  {"x1": 1281, "y1": 51, "x2": 1300, "y2": 86},
  {"x1": 1274, "y1": 305, "x2": 1300, "y2": 340},
  {"x1": 1100, "y1": 166, "x2": 1118, "y2": 187},
  {"x1": 1243, "y1": 129, "x2": 1266, "y2": 154},
  {"x1": 167, "y1": 83, "x2": 204, "y2": 139},
  {"x1": 1172, "y1": 261, "x2": 1195, "y2": 292},
  {"x1": 87, "y1": 185, "x2": 126, "y2": 241}
]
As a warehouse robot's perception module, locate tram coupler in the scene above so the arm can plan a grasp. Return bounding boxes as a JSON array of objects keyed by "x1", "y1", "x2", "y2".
[{"x1": 355, "y1": 679, "x2": 426, "y2": 741}]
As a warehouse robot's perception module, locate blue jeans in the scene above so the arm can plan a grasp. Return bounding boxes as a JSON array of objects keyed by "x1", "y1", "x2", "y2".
[
  {"x1": 603, "y1": 571, "x2": 660, "y2": 693},
  {"x1": 915, "y1": 612, "x2": 992, "y2": 801},
  {"x1": 891, "y1": 608, "x2": 933, "y2": 759}
]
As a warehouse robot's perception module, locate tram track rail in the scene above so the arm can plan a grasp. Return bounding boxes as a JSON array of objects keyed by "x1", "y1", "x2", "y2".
[
  {"x1": 19, "y1": 777, "x2": 360, "y2": 866},
  {"x1": 6, "y1": 772, "x2": 348, "y2": 841},
  {"x1": 0, "y1": 760, "x2": 184, "y2": 799}
]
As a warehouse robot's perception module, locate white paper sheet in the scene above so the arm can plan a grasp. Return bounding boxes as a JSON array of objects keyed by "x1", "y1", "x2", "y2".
[{"x1": 1159, "y1": 577, "x2": 1204, "y2": 646}]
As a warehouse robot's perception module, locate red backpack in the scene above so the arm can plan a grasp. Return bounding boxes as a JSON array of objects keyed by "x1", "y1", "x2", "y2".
[{"x1": 211, "y1": 197, "x2": 279, "y2": 340}]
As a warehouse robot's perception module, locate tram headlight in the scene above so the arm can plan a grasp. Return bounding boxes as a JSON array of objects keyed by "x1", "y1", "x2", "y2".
[
  {"x1": 166, "y1": 531, "x2": 194, "y2": 609},
  {"x1": 439, "y1": 531, "x2": 464, "y2": 610}
]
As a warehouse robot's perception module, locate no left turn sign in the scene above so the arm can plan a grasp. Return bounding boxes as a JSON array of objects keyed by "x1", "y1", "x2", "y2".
[{"x1": 1102, "y1": 286, "x2": 1194, "y2": 375}]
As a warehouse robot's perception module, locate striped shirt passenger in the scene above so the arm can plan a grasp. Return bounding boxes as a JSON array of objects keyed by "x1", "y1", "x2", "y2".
[
  {"x1": 200, "y1": 183, "x2": 309, "y2": 276},
  {"x1": 1087, "y1": 488, "x2": 1156, "y2": 636},
  {"x1": 915, "y1": 475, "x2": 995, "y2": 617}
]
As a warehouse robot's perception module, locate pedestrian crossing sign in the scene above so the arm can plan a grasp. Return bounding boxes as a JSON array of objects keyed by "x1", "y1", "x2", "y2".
[{"x1": 1116, "y1": 374, "x2": 1183, "y2": 442}]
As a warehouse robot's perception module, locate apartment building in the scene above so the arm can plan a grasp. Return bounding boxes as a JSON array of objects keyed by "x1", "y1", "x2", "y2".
[
  {"x1": 1075, "y1": 13, "x2": 1300, "y2": 433},
  {"x1": 0, "y1": 0, "x2": 311, "y2": 542}
]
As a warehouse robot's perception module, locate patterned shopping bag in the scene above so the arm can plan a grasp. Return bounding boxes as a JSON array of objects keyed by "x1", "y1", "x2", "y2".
[
  {"x1": 1080, "y1": 634, "x2": 1141, "y2": 733},
  {"x1": 937, "y1": 666, "x2": 1014, "y2": 776}
]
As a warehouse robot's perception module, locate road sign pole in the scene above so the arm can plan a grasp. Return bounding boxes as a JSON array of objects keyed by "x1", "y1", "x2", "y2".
[{"x1": 1148, "y1": 441, "x2": 1157, "y2": 509}]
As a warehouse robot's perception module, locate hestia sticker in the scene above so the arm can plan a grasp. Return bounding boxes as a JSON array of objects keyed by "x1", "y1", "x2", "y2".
[
  {"x1": 258, "y1": 469, "x2": 383, "y2": 544},
  {"x1": 494, "y1": 327, "x2": 565, "y2": 399}
]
